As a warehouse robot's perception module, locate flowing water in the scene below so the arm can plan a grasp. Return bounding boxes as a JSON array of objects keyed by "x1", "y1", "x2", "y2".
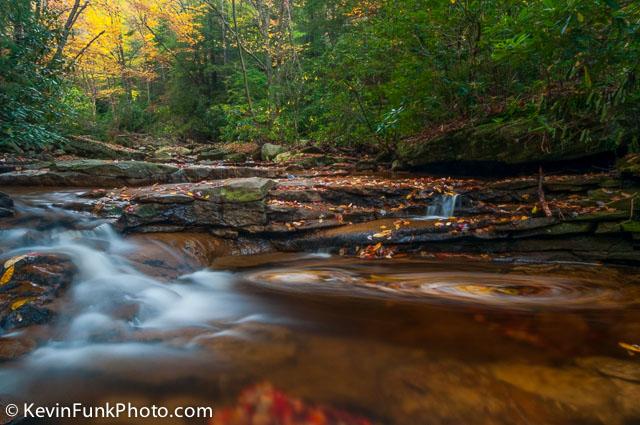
[
  {"x1": 1, "y1": 190, "x2": 640, "y2": 424},
  {"x1": 423, "y1": 194, "x2": 459, "y2": 219}
]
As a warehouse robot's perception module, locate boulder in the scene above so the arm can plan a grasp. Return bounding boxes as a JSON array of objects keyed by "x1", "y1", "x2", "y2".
[
  {"x1": 261, "y1": 143, "x2": 286, "y2": 161},
  {"x1": 218, "y1": 177, "x2": 276, "y2": 203}
]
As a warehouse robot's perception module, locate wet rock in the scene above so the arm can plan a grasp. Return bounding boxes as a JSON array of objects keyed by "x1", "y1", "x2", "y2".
[
  {"x1": 193, "y1": 322, "x2": 298, "y2": 369},
  {"x1": 0, "y1": 253, "x2": 77, "y2": 332},
  {"x1": 1, "y1": 305, "x2": 53, "y2": 330},
  {"x1": 577, "y1": 356, "x2": 640, "y2": 383},
  {"x1": 117, "y1": 178, "x2": 277, "y2": 231},
  {"x1": 0, "y1": 193, "x2": 13, "y2": 218},
  {"x1": 489, "y1": 363, "x2": 640, "y2": 421},
  {"x1": 511, "y1": 222, "x2": 594, "y2": 238},
  {"x1": 381, "y1": 360, "x2": 569, "y2": 425},
  {"x1": 126, "y1": 232, "x2": 264, "y2": 278},
  {"x1": 261, "y1": 143, "x2": 286, "y2": 161}
]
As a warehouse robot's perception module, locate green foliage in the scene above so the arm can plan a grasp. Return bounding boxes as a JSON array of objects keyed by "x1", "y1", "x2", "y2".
[
  {"x1": 0, "y1": 0, "x2": 68, "y2": 152},
  {"x1": 4, "y1": 0, "x2": 639, "y2": 156}
]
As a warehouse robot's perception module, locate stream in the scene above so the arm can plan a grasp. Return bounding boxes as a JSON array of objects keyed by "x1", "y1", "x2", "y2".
[{"x1": 1, "y1": 189, "x2": 640, "y2": 424}]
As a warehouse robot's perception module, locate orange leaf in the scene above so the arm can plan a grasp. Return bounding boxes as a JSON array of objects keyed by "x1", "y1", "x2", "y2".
[{"x1": 0, "y1": 266, "x2": 15, "y2": 286}]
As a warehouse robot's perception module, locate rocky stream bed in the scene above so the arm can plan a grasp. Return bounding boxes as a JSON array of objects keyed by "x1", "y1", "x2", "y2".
[{"x1": 1, "y1": 155, "x2": 640, "y2": 424}]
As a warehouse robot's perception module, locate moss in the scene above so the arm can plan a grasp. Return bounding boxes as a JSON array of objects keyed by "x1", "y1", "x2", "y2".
[
  {"x1": 621, "y1": 221, "x2": 640, "y2": 233},
  {"x1": 133, "y1": 204, "x2": 161, "y2": 218},
  {"x1": 220, "y1": 187, "x2": 263, "y2": 203},
  {"x1": 595, "y1": 222, "x2": 623, "y2": 234},
  {"x1": 219, "y1": 178, "x2": 276, "y2": 203}
]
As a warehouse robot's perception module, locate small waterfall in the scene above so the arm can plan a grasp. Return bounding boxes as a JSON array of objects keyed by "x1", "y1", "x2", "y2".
[{"x1": 424, "y1": 194, "x2": 458, "y2": 219}]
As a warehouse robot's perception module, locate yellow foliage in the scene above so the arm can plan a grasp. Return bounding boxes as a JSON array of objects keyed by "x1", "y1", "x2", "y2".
[{"x1": 0, "y1": 266, "x2": 15, "y2": 286}]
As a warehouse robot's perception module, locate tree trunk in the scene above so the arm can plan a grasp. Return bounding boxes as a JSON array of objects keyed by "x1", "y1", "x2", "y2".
[
  {"x1": 231, "y1": 0, "x2": 255, "y2": 118},
  {"x1": 50, "y1": 0, "x2": 90, "y2": 68}
]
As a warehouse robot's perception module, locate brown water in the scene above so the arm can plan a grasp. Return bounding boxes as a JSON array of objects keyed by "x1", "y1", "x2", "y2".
[{"x1": 1, "y1": 190, "x2": 640, "y2": 425}]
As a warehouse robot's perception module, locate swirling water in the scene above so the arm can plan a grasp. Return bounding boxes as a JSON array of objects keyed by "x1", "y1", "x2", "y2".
[{"x1": 1, "y1": 190, "x2": 640, "y2": 425}]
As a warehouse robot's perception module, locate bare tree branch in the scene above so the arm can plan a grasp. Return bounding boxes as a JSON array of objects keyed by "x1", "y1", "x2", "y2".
[{"x1": 67, "y1": 29, "x2": 105, "y2": 69}]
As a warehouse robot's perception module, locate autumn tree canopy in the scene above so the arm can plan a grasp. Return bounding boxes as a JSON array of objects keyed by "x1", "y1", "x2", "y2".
[{"x1": 1, "y1": 0, "x2": 639, "y2": 154}]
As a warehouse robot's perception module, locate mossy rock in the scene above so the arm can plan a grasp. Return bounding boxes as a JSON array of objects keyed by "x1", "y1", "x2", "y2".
[
  {"x1": 261, "y1": 143, "x2": 286, "y2": 161},
  {"x1": 274, "y1": 152, "x2": 297, "y2": 163},
  {"x1": 219, "y1": 178, "x2": 276, "y2": 203},
  {"x1": 131, "y1": 204, "x2": 163, "y2": 219}
]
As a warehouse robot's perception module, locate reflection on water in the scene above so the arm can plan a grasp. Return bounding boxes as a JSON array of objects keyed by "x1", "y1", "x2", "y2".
[
  {"x1": 0, "y1": 190, "x2": 639, "y2": 424},
  {"x1": 245, "y1": 266, "x2": 640, "y2": 310}
]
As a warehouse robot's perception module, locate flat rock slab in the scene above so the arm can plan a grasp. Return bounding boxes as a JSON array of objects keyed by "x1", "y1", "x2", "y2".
[
  {"x1": 0, "y1": 160, "x2": 178, "y2": 187},
  {"x1": 0, "y1": 160, "x2": 287, "y2": 187},
  {"x1": 116, "y1": 177, "x2": 278, "y2": 231}
]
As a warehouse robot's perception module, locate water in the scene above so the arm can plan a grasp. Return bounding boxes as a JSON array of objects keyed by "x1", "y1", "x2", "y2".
[
  {"x1": 423, "y1": 194, "x2": 458, "y2": 219},
  {"x1": 1, "y1": 190, "x2": 640, "y2": 424}
]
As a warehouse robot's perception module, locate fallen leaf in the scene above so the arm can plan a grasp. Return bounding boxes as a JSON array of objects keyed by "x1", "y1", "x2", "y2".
[
  {"x1": 0, "y1": 266, "x2": 15, "y2": 286},
  {"x1": 4, "y1": 254, "x2": 28, "y2": 269},
  {"x1": 11, "y1": 297, "x2": 34, "y2": 311},
  {"x1": 619, "y1": 341, "x2": 640, "y2": 355}
]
